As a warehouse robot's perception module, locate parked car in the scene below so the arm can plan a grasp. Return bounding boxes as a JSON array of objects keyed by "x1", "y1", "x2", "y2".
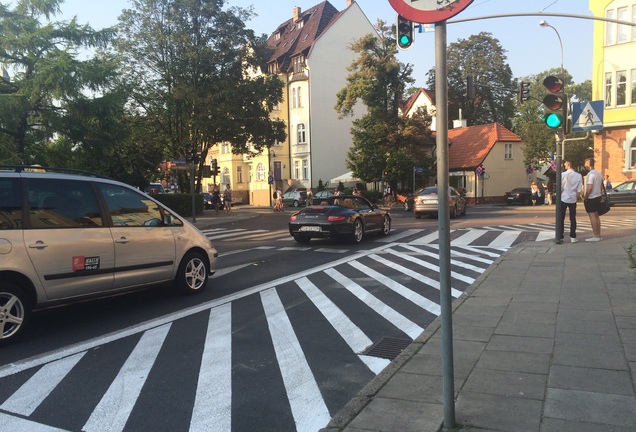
[
  {"x1": 0, "y1": 165, "x2": 218, "y2": 346},
  {"x1": 203, "y1": 193, "x2": 224, "y2": 210},
  {"x1": 413, "y1": 186, "x2": 467, "y2": 219},
  {"x1": 312, "y1": 190, "x2": 335, "y2": 204},
  {"x1": 504, "y1": 187, "x2": 533, "y2": 205},
  {"x1": 282, "y1": 190, "x2": 307, "y2": 207},
  {"x1": 289, "y1": 195, "x2": 391, "y2": 243},
  {"x1": 607, "y1": 180, "x2": 636, "y2": 205}
]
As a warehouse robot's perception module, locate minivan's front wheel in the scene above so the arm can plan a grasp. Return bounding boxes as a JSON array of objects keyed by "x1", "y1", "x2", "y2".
[
  {"x1": 176, "y1": 252, "x2": 209, "y2": 294},
  {"x1": 0, "y1": 283, "x2": 31, "y2": 347}
]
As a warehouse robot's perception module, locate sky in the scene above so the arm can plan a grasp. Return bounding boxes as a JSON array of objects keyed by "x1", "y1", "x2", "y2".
[{"x1": 57, "y1": 0, "x2": 594, "y2": 86}]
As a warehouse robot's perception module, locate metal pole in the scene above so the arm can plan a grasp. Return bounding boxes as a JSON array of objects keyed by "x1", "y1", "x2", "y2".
[
  {"x1": 435, "y1": 21, "x2": 455, "y2": 429},
  {"x1": 554, "y1": 133, "x2": 562, "y2": 243},
  {"x1": 191, "y1": 160, "x2": 196, "y2": 223}
]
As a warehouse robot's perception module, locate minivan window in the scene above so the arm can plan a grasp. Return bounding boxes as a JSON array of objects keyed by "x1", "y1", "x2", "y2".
[
  {"x1": 98, "y1": 183, "x2": 165, "y2": 227},
  {"x1": 27, "y1": 179, "x2": 103, "y2": 228},
  {"x1": 0, "y1": 178, "x2": 22, "y2": 230}
]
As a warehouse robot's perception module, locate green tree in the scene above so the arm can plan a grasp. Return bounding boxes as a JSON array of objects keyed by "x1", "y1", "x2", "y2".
[
  {"x1": 335, "y1": 20, "x2": 434, "y2": 192},
  {"x1": 115, "y1": 0, "x2": 285, "y2": 192},
  {"x1": 426, "y1": 32, "x2": 516, "y2": 129},
  {"x1": 0, "y1": 0, "x2": 117, "y2": 163}
]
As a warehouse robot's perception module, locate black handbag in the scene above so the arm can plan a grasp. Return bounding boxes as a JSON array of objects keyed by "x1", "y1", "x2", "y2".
[{"x1": 598, "y1": 184, "x2": 611, "y2": 216}]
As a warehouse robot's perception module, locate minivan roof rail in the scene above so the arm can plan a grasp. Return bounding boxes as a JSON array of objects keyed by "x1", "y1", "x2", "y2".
[{"x1": 0, "y1": 165, "x2": 111, "y2": 179}]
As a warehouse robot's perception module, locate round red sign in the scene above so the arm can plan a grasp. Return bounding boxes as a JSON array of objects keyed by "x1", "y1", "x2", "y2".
[{"x1": 388, "y1": 0, "x2": 474, "y2": 24}]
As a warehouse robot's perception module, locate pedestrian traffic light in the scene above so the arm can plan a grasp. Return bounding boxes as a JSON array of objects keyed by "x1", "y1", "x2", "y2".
[
  {"x1": 518, "y1": 81, "x2": 530, "y2": 104},
  {"x1": 541, "y1": 75, "x2": 567, "y2": 130},
  {"x1": 396, "y1": 15, "x2": 414, "y2": 50}
]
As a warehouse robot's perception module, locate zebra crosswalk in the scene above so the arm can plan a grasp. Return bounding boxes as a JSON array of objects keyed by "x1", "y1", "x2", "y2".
[{"x1": 0, "y1": 240, "x2": 500, "y2": 432}]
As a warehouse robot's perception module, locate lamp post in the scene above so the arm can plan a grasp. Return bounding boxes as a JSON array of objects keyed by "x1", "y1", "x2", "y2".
[{"x1": 540, "y1": 20, "x2": 565, "y2": 244}]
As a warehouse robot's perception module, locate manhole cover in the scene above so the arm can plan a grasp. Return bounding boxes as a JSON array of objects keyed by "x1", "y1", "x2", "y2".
[{"x1": 362, "y1": 337, "x2": 411, "y2": 360}]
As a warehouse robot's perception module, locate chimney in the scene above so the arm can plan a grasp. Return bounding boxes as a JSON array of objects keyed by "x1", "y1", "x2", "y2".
[
  {"x1": 293, "y1": 6, "x2": 301, "y2": 22},
  {"x1": 453, "y1": 108, "x2": 467, "y2": 128},
  {"x1": 346, "y1": 0, "x2": 353, "y2": 7}
]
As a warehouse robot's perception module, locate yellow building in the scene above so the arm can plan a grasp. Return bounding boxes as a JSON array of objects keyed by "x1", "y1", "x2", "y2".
[{"x1": 590, "y1": 0, "x2": 636, "y2": 183}]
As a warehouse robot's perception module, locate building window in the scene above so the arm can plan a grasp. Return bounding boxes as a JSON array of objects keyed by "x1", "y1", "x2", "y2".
[
  {"x1": 630, "y1": 137, "x2": 636, "y2": 169},
  {"x1": 292, "y1": 55, "x2": 305, "y2": 74},
  {"x1": 221, "y1": 142, "x2": 230, "y2": 154},
  {"x1": 222, "y1": 167, "x2": 230, "y2": 185},
  {"x1": 297, "y1": 86, "x2": 302, "y2": 108},
  {"x1": 294, "y1": 160, "x2": 300, "y2": 179},
  {"x1": 256, "y1": 163, "x2": 265, "y2": 181},
  {"x1": 297, "y1": 123, "x2": 306, "y2": 144},
  {"x1": 606, "y1": 9, "x2": 616, "y2": 45},
  {"x1": 631, "y1": 69, "x2": 636, "y2": 105},
  {"x1": 605, "y1": 72, "x2": 612, "y2": 107},
  {"x1": 633, "y1": 6, "x2": 636, "y2": 41},
  {"x1": 292, "y1": 88, "x2": 297, "y2": 109},
  {"x1": 237, "y1": 166, "x2": 243, "y2": 183},
  {"x1": 617, "y1": 71, "x2": 627, "y2": 106},
  {"x1": 302, "y1": 159, "x2": 308, "y2": 179},
  {"x1": 504, "y1": 143, "x2": 513, "y2": 160},
  {"x1": 617, "y1": 7, "x2": 629, "y2": 43}
]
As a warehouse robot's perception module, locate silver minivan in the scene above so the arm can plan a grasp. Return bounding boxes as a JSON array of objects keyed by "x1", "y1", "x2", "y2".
[{"x1": 0, "y1": 166, "x2": 218, "y2": 346}]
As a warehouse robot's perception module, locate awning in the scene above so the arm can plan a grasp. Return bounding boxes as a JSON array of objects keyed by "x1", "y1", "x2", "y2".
[{"x1": 329, "y1": 171, "x2": 361, "y2": 184}]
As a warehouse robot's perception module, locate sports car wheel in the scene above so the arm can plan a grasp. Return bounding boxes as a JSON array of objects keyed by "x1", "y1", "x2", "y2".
[
  {"x1": 352, "y1": 219, "x2": 364, "y2": 243},
  {"x1": 380, "y1": 215, "x2": 391, "y2": 235},
  {"x1": 176, "y1": 251, "x2": 209, "y2": 294},
  {"x1": 404, "y1": 201, "x2": 409, "y2": 212},
  {"x1": 0, "y1": 283, "x2": 31, "y2": 347}
]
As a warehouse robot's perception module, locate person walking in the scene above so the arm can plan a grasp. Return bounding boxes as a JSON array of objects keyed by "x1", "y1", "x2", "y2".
[
  {"x1": 223, "y1": 184, "x2": 232, "y2": 213},
  {"x1": 559, "y1": 160, "x2": 583, "y2": 243},
  {"x1": 584, "y1": 158, "x2": 603, "y2": 242},
  {"x1": 603, "y1": 174, "x2": 612, "y2": 190}
]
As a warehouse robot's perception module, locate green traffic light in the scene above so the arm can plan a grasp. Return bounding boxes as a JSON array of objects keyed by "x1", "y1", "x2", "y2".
[
  {"x1": 399, "y1": 35, "x2": 412, "y2": 46},
  {"x1": 543, "y1": 113, "x2": 563, "y2": 128}
]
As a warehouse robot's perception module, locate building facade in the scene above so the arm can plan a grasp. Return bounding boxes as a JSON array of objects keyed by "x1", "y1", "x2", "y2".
[{"x1": 590, "y1": 0, "x2": 636, "y2": 184}]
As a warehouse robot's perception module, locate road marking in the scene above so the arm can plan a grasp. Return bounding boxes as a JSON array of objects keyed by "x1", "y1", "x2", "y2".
[
  {"x1": 190, "y1": 303, "x2": 232, "y2": 432},
  {"x1": 260, "y1": 289, "x2": 331, "y2": 432}
]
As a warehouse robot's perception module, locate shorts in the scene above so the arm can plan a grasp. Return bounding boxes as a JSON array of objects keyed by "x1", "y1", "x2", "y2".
[{"x1": 584, "y1": 196, "x2": 601, "y2": 213}]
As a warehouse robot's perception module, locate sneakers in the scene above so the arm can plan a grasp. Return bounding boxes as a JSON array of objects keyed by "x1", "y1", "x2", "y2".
[
  {"x1": 570, "y1": 238, "x2": 578, "y2": 243},
  {"x1": 585, "y1": 237, "x2": 603, "y2": 242}
]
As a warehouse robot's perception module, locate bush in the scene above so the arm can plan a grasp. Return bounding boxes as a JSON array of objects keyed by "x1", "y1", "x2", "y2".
[{"x1": 151, "y1": 193, "x2": 203, "y2": 217}]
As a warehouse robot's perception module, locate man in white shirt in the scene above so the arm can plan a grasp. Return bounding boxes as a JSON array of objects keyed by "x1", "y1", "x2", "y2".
[
  {"x1": 583, "y1": 158, "x2": 603, "y2": 241},
  {"x1": 559, "y1": 160, "x2": 583, "y2": 243}
]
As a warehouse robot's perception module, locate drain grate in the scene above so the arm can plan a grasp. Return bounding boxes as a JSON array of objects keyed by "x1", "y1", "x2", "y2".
[{"x1": 361, "y1": 337, "x2": 412, "y2": 360}]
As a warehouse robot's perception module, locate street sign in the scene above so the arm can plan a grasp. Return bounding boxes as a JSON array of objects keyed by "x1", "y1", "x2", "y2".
[
  {"x1": 267, "y1": 175, "x2": 274, "y2": 185},
  {"x1": 414, "y1": 166, "x2": 425, "y2": 174},
  {"x1": 571, "y1": 100, "x2": 604, "y2": 132},
  {"x1": 388, "y1": 0, "x2": 474, "y2": 24}
]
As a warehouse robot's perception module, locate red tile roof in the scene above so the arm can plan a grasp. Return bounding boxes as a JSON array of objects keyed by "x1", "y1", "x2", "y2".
[
  {"x1": 446, "y1": 123, "x2": 521, "y2": 170},
  {"x1": 266, "y1": 1, "x2": 341, "y2": 73}
]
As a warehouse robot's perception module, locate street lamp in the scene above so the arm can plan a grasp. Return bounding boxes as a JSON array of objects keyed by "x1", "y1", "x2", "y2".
[{"x1": 540, "y1": 20, "x2": 565, "y2": 244}]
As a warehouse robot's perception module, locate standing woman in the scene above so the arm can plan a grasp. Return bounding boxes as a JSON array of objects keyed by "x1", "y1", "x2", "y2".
[{"x1": 583, "y1": 158, "x2": 603, "y2": 242}]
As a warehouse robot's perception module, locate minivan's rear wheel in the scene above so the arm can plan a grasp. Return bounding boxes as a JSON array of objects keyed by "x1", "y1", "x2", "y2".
[
  {"x1": 176, "y1": 252, "x2": 209, "y2": 294},
  {"x1": 0, "y1": 283, "x2": 31, "y2": 347}
]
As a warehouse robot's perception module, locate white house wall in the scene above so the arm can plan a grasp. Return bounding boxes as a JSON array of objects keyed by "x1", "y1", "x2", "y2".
[{"x1": 306, "y1": 3, "x2": 376, "y2": 188}]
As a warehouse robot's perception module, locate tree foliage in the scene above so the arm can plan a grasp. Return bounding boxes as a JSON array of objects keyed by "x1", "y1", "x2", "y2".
[
  {"x1": 426, "y1": 32, "x2": 516, "y2": 129},
  {"x1": 0, "y1": 0, "x2": 117, "y2": 163},
  {"x1": 335, "y1": 20, "x2": 434, "y2": 191},
  {"x1": 115, "y1": 0, "x2": 286, "y2": 191}
]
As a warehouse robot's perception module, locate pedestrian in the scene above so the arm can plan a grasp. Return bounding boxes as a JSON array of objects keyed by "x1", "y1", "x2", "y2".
[
  {"x1": 603, "y1": 174, "x2": 612, "y2": 190},
  {"x1": 559, "y1": 161, "x2": 583, "y2": 243},
  {"x1": 583, "y1": 158, "x2": 603, "y2": 242},
  {"x1": 275, "y1": 188, "x2": 283, "y2": 211},
  {"x1": 306, "y1": 188, "x2": 313, "y2": 206},
  {"x1": 223, "y1": 184, "x2": 232, "y2": 213},
  {"x1": 211, "y1": 188, "x2": 221, "y2": 215},
  {"x1": 530, "y1": 182, "x2": 541, "y2": 206}
]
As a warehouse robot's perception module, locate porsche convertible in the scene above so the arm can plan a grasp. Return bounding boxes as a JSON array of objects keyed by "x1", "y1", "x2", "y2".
[{"x1": 288, "y1": 195, "x2": 391, "y2": 243}]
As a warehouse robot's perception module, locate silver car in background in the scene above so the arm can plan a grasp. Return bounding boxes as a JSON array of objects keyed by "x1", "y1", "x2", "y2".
[{"x1": 413, "y1": 186, "x2": 467, "y2": 219}]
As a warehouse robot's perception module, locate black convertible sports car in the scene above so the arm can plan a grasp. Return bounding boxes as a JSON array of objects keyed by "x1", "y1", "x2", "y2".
[{"x1": 288, "y1": 195, "x2": 391, "y2": 243}]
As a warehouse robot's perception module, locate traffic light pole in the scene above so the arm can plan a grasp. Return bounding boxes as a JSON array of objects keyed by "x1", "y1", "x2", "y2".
[
  {"x1": 554, "y1": 133, "x2": 563, "y2": 244},
  {"x1": 435, "y1": 21, "x2": 455, "y2": 429}
]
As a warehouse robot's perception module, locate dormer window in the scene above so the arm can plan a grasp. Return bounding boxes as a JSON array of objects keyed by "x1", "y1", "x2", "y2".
[
  {"x1": 292, "y1": 55, "x2": 305, "y2": 74},
  {"x1": 297, "y1": 20, "x2": 304, "y2": 29}
]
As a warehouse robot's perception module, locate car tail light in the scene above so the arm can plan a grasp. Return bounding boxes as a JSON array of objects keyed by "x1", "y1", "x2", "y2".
[
  {"x1": 290, "y1": 215, "x2": 297, "y2": 221},
  {"x1": 327, "y1": 215, "x2": 346, "y2": 222}
]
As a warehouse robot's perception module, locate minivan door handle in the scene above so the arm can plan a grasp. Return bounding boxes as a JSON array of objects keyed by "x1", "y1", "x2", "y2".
[
  {"x1": 28, "y1": 240, "x2": 48, "y2": 249},
  {"x1": 115, "y1": 237, "x2": 129, "y2": 244}
]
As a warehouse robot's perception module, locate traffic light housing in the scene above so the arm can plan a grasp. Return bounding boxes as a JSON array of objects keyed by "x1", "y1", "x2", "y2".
[
  {"x1": 518, "y1": 81, "x2": 530, "y2": 104},
  {"x1": 211, "y1": 158, "x2": 219, "y2": 176},
  {"x1": 541, "y1": 75, "x2": 567, "y2": 130},
  {"x1": 396, "y1": 15, "x2": 414, "y2": 50}
]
